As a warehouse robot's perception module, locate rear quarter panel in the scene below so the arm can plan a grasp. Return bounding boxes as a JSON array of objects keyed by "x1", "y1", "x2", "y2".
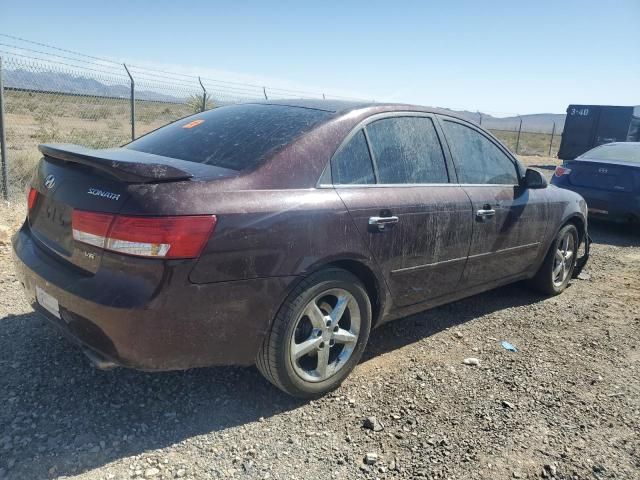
[{"x1": 122, "y1": 182, "x2": 382, "y2": 284}]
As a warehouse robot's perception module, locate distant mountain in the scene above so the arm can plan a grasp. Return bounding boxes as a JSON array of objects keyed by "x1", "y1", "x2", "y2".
[
  {"x1": 439, "y1": 109, "x2": 565, "y2": 133},
  {"x1": 4, "y1": 68, "x2": 567, "y2": 131},
  {"x1": 4, "y1": 68, "x2": 186, "y2": 103}
]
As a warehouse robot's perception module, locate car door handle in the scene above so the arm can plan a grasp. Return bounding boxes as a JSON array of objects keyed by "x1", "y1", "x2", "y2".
[
  {"x1": 476, "y1": 208, "x2": 496, "y2": 220},
  {"x1": 368, "y1": 216, "x2": 399, "y2": 231}
]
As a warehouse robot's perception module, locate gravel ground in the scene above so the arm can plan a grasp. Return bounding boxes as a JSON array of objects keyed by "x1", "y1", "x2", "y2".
[{"x1": 1, "y1": 194, "x2": 639, "y2": 480}]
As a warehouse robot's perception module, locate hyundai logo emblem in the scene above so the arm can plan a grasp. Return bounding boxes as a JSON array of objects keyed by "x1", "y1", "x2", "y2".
[{"x1": 44, "y1": 174, "x2": 56, "y2": 189}]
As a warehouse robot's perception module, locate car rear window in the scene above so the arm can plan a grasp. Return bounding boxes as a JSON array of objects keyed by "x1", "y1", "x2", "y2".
[
  {"x1": 126, "y1": 104, "x2": 331, "y2": 171},
  {"x1": 579, "y1": 143, "x2": 640, "y2": 163}
]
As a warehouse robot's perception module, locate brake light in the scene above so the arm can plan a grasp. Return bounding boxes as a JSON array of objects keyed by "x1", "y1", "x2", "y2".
[
  {"x1": 27, "y1": 187, "x2": 38, "y2": 211},
  {"x1": 554, "y1": 165, "x2": 572, "y2": 177},
  {"x1": 72, "y1": 210, "x2": 216, "y2": 259}
]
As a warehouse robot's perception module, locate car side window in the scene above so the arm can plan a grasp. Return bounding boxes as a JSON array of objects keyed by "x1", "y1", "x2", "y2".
[
  {"x1": 441, "y1": 120, "x2": 519, "y2": 184},
  {"x1": 365, "y1": 117, "x2": 449, "y2": 184},
  {"x1": 331, "y1": 130, "x2": 376, "y2": 185}
]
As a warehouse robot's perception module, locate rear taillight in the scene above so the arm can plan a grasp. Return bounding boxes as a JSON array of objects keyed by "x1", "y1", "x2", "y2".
[
  {"x1": 554, "y1": 165, "x2": 572, "y2": 177},
  {"x1": 27, "y1": 187, "x2": 38, "y2": 211},
  {"x1": 72, "y1": 210, "x2": 216, "y2": 259}
]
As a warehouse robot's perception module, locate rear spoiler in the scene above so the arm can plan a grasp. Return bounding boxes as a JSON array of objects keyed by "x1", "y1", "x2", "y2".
[{"x1": 39, "y1": 144, "x2": 194, "y2": 183}]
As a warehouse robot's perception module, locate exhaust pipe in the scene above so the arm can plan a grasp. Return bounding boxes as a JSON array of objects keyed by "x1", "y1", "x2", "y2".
[{"x1": 82, "y1": 347, "x2": 118, "y2": 370}]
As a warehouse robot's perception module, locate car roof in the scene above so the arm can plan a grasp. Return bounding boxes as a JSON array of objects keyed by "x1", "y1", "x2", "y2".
[
  {"x1": 249, "y1": 99, "x2": 372, "y2": 112},
  {"x1": 595, "y1": 142, "x2": 640, "y2": 146},
  {"x1": 246, "y1": 98, "x2": 458, "y2": 118}
]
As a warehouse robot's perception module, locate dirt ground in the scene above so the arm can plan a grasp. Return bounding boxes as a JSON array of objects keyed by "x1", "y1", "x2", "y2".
[{"x1": 0, "y1": 173, "x2": 639, "y2": 479}]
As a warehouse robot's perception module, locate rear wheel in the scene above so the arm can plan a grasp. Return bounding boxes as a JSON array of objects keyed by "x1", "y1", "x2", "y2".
[
  {"x1": 529, "y1": 223, "x2": 579, "y2": 295},
  {"x1": 256, "y1": 268, "x2": 371, "y2": 398}
]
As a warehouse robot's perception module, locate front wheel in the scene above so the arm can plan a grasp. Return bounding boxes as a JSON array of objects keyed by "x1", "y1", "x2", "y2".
[
  {"x1": 256, "y1": 268, "x2": 372, "y2": 398},
  {"x1": 529, "y1": 223, "x2": 579, "y2": 295}
]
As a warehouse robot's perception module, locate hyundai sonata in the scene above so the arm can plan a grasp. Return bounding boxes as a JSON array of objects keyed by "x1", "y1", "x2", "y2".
[{"x1": 13, "y1": 100, "x2": 589, "y2": 397}]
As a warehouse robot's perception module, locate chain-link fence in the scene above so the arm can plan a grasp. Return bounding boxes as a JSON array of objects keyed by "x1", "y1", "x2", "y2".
[
  {"x1": 451, "y1": 112, "x2": 563, "y2": 158},
  {"x1": 0, "y1": 39, "x2": 348, "y2": 199},
  {"x1": 0, "y1": 36, "x2": 565, "y2": 200},
  {"x1": 481, "y1": 118, "x2": 561, "y2": 158}
]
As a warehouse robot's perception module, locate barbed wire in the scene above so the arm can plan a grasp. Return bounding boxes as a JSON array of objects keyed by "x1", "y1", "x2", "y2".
[
  {"x1": 0, "y1": 34, "x2": 356, "y2": 100},
  {"x1": 0, "y1": 33, "x2": 122, "y2": 65}
]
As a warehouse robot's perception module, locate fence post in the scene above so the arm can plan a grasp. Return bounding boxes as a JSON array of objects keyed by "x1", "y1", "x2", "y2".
[
  {"x1": 263, "y1": 87, "x2": 268, "y2": 100},
  {"x1": 515, "y1": 117, "x2": 523, "y2": 154},
  {"x1": 0, "y1": 56, "x2": 8, "y2": 200},
  {"x1": 198, "y1": 77, "x2": 208, "y2": 112},
  {"x1": 123, "y1": 64, "x2": 135, "y2": 141},
  {"x1": 548, "y1": 122, "x2": 556, "y2": 157},
  {"x1": 478, "y1": 111, "x2": 482, "y2": 125}
]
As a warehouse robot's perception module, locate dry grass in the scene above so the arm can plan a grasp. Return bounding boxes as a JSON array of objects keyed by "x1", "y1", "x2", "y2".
[
  {"x1": 490, "y1": 129, "x2": 561, "y2": 157},
  {"x1": 3, "y1": 90, "x2": 194, "y2": 198},
  {"x1": 0, "y1": 199, "x2": 26, "y2": 233}
]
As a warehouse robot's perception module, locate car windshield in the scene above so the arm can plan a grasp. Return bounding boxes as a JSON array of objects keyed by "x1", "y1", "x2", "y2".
[
  {"x1": 126, "y1": 104, "x2": 331, "y2": 171},
  {"x1": 578, "y1": 143, "x2": 640, "y2": 163}
]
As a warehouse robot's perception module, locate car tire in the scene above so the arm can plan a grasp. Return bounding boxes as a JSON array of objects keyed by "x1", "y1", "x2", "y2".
[
  {"x1": 256, "y1": 268, "x2": 372, "y2": 398},
  {"x1": 529, "y1": 223, "x2": 579, "y2": 295}
]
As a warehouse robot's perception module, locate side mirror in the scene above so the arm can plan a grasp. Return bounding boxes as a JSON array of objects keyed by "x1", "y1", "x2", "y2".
[{"x1": 523, "y1": 168, "x2": 547, "y2": 189}]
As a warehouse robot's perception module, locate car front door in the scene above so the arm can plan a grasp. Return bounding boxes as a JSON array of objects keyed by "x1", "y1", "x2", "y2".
[
  {"x1": 331, "y1": 114, "x2": 473, "y2": 307},
  {"x1": 438, "y1": 117, "x2": 549, "y2": 288}
]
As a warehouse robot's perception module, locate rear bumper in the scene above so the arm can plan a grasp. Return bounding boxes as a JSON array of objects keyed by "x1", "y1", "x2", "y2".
[
  {"x1": 12, "y1": 223, "x2": 296, "y2": 370},
  {"x1": 552, "y1": 182, "x2": 640, "y2": 222}
]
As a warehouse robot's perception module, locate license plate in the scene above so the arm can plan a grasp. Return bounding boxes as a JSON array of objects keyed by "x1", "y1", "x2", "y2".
[{"x1": 36, "y1": 286, "x2": 60, "y2": 319}]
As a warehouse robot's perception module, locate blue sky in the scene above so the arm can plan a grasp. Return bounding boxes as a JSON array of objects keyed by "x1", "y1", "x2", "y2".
[{"x1": 2, "y1": 0, "x2": 638, "y2": 115}]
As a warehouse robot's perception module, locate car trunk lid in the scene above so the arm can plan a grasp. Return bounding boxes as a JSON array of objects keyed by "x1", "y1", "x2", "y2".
[
  {"x1": 566, "y1": 159, "x2": 639, "y2": 193},
  {"x1": 29, "y1": 144, "x2": 235, "y2": 273}
]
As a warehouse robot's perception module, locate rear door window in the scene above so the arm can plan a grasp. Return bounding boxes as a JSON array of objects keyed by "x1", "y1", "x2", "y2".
[
  {"x1": 331, "y1": 130, "x2": 375, "y2": 184},
  {"x1": 441, "y1": 120, "x2": 519, "y2": 184},
  {"x1": 365, "y1": 117, "x2": 449, "y2": 184},
  {"x1": 127, "y1": 104, "x2": 330, "y2": 171}
]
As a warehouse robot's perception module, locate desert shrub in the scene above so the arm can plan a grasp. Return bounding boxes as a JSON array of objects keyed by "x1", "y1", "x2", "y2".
[
  {"x1": 32, "y1": 122, "x2": 61, "y2": 143},
  {"x1": 7, "y1": 151, "x2": 41, "y2": 198},
  {"x1": 187, "y1": 93, "x2": 214, "y2": 113}
]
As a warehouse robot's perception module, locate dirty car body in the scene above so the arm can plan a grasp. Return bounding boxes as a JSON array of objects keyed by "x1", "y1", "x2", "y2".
[{"x1": 13, "y1": 100, "x2": 589, "y2": 385}]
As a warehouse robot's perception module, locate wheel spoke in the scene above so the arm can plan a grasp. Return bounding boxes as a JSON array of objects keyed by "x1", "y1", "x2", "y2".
[
  {"x1": 315, "y1": 345, "x2": 330, "y2": 379},
  {"x1": 553, "y1": 251, "x2": 563, "y2": 277},
  {"x1": 290, "y1": 288, "x2": 362, "y2": 383},
  {"x1": 330, "y1": 295, "x2": 350, "y2": 323},
  {"x1": 562, "y1": 235, "x2": 570, "y2": 254},
  {"x1": 292, "y1": 336, "x2": 322, "y2": 359},
  {"x1": 553, "y1": 263, "x2": 562, "y2": 278},
  {"x1": 304, "y1": 302, "x2": 326, "y2": 329},
  {"x1": 333, "y1": 328, "x2": 357, "y2": 345}
]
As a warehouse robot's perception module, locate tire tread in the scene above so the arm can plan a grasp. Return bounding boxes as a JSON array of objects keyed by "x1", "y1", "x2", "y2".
[
  {"x1": 529, "y1": 224, "x2": 578, "y2": 296},
  {"x1": 256, "y1": 268, "x2": 369, "y2": 397}
]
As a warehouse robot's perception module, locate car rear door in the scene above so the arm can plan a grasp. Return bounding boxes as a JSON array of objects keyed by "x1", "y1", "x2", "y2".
[
  {"x1": 438, "y1": 117, "x2": 549, "y2": 289},
  {"x1": 330, "y1": 113, "x2": 473, "y2": 307}
]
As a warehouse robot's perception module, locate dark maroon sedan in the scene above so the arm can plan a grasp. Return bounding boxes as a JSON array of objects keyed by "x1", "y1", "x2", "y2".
[{"x1": 13, "y1": 100, "x2": 589, "y2": 397}]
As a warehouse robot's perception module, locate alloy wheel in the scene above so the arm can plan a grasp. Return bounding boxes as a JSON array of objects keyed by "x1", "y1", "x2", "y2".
[
  {"x1": 289, "y1": 288, "x2": 361, "y2": 383},
  {"x1": 552, "y1": 231, "x2": 575, "y2": 287}
]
